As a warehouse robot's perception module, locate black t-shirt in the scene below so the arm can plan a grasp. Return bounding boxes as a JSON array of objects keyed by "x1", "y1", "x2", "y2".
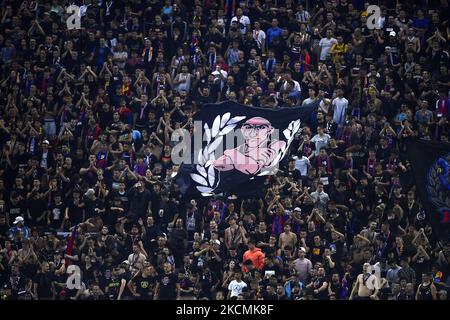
[
  {"x1": 66, "y1": 199, "x2": 84, "y2": 225},
  {"x1": 84, "y1": 198, "x2": 104, "y2": 220},
  {"x1": 134, "y1": 274, "x2": 157, "y2": 300},
  {"x1": 49, "y1": 202, "x2": 66, "y2": 228},
  {"x1": 81, "y1": 169, "x2": 98, "y2": 187},
  {"x1": 61, "y1": 166, "x2": 76, "y2": 194},
  {"x1": 33, "y1": 272, "x2": 54, "y2": 299},
  {"x1": 160, "y1": 200, "x2": 178, "y2": 225},
  {"x1": 158, "y1": 272, "x2": 178, "y2": 299},
  {"x1": 396, "y1": 291, "x2": 415, "y2": 300},
  {"x1": 129, "y1": 188, "x2": 152, "y2": 219},
  {"x1": 123, "y1": 270, "x2": 136, "y2": 293},
  {"x1": 330, "y1": 281, "x2": 343, "y2": 299},
  {"x1": 209, "y1": 251, "x2": 225, "y2": 277},
  {"x1": 417, "y1": 282, "x2": 434, "y2": 300},
  {"x1": 199, "y1": 270, "x2": 218, "y2": 293},
  {"x1": 104, "y1": 276, "x2": 123, "y2": 300},
  {"x1": 263, "y1": 291, "x2": 278, "y2": 300},
  {"x1": 262, "y1": 263, "x2": 283, "y2": 278},
  {"x1": 6, "y1": 200, "x2": 26, "y2": 222},
  {"x1": 0, "y1": 222, "x2": 8, "y2": 240},
  {"x1": 253, "y1": 230, "x2": 271, "y2": 245},
  {"x1": 113, "y1": 190, "x2": 130, "y2": 212},
  {"x1": 13, "y1": 152, "x2": 30, "y2": 168},
  {"x1": 311, "y1": 275, "x2": 329, "y2": 300},
  {"x1": 285, "y1": 168, "x2": 302, "y2": 181},
  {"x1": 310, "y1": 245, "x2": 325, "y2": 265}
]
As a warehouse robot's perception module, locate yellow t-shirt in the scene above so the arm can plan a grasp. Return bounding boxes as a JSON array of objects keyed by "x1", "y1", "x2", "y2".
[{"x1": 331, "y1": 43, "x2": 348, "y2": 63}]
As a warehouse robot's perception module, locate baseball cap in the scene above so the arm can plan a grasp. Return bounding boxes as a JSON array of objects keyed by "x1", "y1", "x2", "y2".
[
  {"x1": 42, "y1": 140, "x2": 50, "y2": 145},
  {"x1": 13, "y1": 216, "x2": 24, "y2": 225},
  {"x1": 212, "y1": 239, "x2": 221, "y2": 246},
  {"x1": 294, "y1": 207, "x2": 301, "y2": 212},
  {"x1": 84, "y1": 188, "x2": 95, "y2": 197},
  {"x1": 299, "y1": 247, "x2": 306, "y2": 253}
]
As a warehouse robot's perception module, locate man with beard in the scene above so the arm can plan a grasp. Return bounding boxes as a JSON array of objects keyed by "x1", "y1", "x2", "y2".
[{"x1": 306, "y1": 267, "x2": 329, "y2": 300}]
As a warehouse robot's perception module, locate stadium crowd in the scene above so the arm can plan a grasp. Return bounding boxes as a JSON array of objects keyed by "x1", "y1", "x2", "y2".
[{"x1": 0, "y1": 0, "x2": 450, "y2": 300}]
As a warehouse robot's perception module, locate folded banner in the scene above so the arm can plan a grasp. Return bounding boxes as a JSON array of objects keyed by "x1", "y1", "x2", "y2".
[
  {"x1": 406, "y1": 138, "x2": 450, "y2": 242},
  {"x1": 176, "y1": 101, "x2": 314, "y2": 197}
]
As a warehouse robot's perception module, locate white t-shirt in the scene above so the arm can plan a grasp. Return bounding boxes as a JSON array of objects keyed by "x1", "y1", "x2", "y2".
[
  {"x1": 228, "y1": 280, "x2": 247, "y2": 297},
  {"x1": 372, "y1": 263, "x2": 383, "y2": 286},
  {"x1": 253, "y1": 29, "x2": 266, "y2": 49},
  {"x1": 175, "y1": 73, "x2": 192, "y2": 92},
  {"x1": 282, "y1": 80, "x2": 301, "y2": 92},
  {"x1": 311, "y1": 133, "x2": 331, "y2": 155},
  {"x1": 302, "y1": 97, "x2": 315, "y2": 106},
  {"x1": 211, "y1": 70, "x2": 228, "y2": 89},
  {"x1": 231, "y1": 15, "x2": 251, "y2": 34},
  {"x1": 113, "y1": 51, "x2": 128, "y2": 69},
  {"x1": 296, "y1": 10, "x2": 310, "y2": 24},
  {"x1": 318, "y1": 37, "x2": 337, "y2": 61},
  {"x1": 40, "y1": 151, "x2": 48, "y2": 169},
  {"x1": 311, "y1": 191, "x2": 330, "y2": 209},
  {"x1": 295, "y1": 156, "x2": 310, "y2": 176},
  {"x1": 332, "y1": 97, "x2": 349, "y2": 125}
]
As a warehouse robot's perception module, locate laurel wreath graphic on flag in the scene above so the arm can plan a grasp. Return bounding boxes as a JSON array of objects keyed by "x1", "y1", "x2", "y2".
[
  {"x1": 426, "y1": 153, "x2": 450, "y2": 222},
  {"x1": 191, "y1": 112, "x2": 246, "y2": 196}
]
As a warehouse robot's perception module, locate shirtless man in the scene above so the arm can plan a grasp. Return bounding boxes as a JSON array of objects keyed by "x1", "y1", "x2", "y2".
[
  {"x1": 279, "y1": 224, "x2": 297, "y2": 252},
  {"x1": 350, "y1": 262, "x2": 379, "y2": 300},
  {"x1": 224, "y1": 215, "x2": 247, "y2": 250},
  {"x1": 213, "y1": 117, "x2": 285, "y2": 175}
]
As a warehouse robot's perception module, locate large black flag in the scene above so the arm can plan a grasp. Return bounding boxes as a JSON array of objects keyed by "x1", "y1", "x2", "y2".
[
  {"x1": 406, "y1": 138, "x2": 450, "y2": 242},
  {"x1": 175, "y1": 101, "x2": 314, "y2": 197}
]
